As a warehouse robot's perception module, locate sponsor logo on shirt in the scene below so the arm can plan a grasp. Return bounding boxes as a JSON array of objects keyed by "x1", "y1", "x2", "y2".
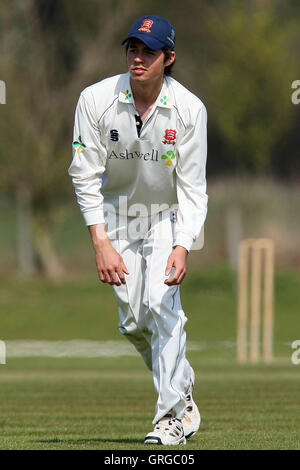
[
  {"x1": 162, "y1": 129, "x2": 176, "y2": 145},
  {"x1": 108, "y1": 149, "x2": 176, "y2": 166},
  {"x1": 108, "y1": 149, "x2": 159, "y2": 161},
  {"x1": 161, "y1": 150, "x2": 176, "y2": 166}
]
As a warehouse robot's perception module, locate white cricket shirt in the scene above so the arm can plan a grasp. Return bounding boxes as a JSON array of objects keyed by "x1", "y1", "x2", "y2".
[{"x1": 68, "y1": 72, "x2": 208, "y2": 251}]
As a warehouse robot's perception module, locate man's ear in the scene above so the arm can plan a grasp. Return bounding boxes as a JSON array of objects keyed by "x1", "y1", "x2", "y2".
[{"x1": 166, "y1": 51, "x2": 176, "y2": 67}]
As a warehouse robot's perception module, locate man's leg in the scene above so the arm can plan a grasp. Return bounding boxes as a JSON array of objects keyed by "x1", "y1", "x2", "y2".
[
  {"x1": 142, "y1": 211, "x2": 192, "y2": 425},
  {"x1": 110, "y1": 235, "x2": 153, "y2": 371}
]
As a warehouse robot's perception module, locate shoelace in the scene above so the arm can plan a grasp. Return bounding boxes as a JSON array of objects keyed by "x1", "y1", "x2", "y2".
[
  {"x1": 167, "y1": 418, "x2": 183, "y2": 437},
  {"x1": 155, "y1": 416, "x2": 183, "y2": 437}
]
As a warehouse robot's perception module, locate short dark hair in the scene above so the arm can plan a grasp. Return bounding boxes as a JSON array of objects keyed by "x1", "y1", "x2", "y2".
[
  {"x1": 125, "y1": 41, "x2": 176, "y2": 76},
  {"x1": 161, "y1": 46, "x2": 176, "y2": 76}
]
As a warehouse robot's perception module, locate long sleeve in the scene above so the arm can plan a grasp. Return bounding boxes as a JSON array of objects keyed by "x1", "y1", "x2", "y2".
[
  {"x1": 68, "y1": 93, "x2": 107, "y2": 225},
  {"x1": 173, "y1": 104, "x2": 208, "y2": 252}
]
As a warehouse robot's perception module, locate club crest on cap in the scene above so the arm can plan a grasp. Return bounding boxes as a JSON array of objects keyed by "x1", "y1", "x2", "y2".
[
  {"x1": 121, "y1": 15, "x2": 176, "y2": 50},
  {"x1": 138, "y1": 19, "x2": 154, "y2": 33}
]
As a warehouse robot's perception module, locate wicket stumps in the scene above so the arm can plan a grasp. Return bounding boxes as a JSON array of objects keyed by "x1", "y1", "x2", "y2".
[{"x1": 237, "y1": 238, "x2": 275, "y2": 364}]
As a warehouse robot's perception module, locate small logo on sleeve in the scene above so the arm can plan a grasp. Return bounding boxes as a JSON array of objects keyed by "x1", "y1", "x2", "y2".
[
  {"x1": 73, "y1": 136, "x2": 86, "y2": 155},
  {"x1": 162, "y1": 129, "x2": 176, "y2": 145},
  {"x1": 110, "y1": 129, "x2": 119, "y2": 142}
]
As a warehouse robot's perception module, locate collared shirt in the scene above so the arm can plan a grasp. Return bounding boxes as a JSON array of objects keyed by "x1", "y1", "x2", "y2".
[{"x1": 69, "y1": 72, "x2": 208, "y2": 251}]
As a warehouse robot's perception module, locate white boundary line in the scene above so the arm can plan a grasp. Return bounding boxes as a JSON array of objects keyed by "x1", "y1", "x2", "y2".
[{"x1": 4, "y1": 339, "x2": 236, "y2": 358}]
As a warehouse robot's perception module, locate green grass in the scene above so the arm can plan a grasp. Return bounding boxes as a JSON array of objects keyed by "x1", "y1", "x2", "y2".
[
  {"x1": 0, "y1": 266, "x2": 300, "y2": 449},
  {"x1": 0, "y1": 265, "x2": 299, "y2": 359},
  {"x1": 0, "y1": 357, "x2": 300, "y2": 450}
]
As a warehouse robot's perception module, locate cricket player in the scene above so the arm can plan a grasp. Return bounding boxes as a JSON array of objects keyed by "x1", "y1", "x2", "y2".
[{"x1": 68, "y1": 15, "x2": 208, "y2": 445}]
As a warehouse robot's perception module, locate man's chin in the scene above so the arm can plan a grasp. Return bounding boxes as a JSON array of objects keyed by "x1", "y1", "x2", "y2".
[{"x1": 130, "y1": 72, "x2": 147, "y2": 81}]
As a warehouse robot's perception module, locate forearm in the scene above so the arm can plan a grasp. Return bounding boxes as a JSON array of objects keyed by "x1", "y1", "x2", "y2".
[
  {"x1": 88, "y1": 223, "x2": 111, "y2": 253},
  {"x1": 175, "y1": 186, "x2": 208, "y2": 250}
]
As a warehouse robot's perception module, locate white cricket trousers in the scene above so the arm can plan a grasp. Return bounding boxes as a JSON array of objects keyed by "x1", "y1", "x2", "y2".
[{"x1": 108, "y1": 209, "x2": 192, "y2": 424}]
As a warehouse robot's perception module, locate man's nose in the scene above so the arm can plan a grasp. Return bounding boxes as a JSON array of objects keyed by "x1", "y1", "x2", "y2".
[{"x1": 133, "y1": 54, "x2": 143, "y2": 63}]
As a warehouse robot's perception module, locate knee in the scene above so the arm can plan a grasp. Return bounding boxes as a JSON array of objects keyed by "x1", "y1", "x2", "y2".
[
  {"x1": 118, "y1": 320, "x2": 149, "y2": 340},
  {"x1": 147, "y1": 284, "x2": 178, "y2": 316}
]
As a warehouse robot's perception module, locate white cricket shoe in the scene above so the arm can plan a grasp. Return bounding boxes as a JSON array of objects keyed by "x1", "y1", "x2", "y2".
[
  {"x1": 144, "y1": 415, "x2": 186, "y2": 445},
  {"x1": 182, "y1": 368, "x2": 201, "y2": 439}
]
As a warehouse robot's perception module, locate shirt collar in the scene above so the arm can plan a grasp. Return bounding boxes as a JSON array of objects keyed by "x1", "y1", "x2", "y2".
[
  {"x1": 157, "y1": 77, "x2": 172, "y2": 109},
  {"x1": 118, "y1": 73, "x2": 134, "y2": 104},
  {"x1": 118, "y1": 73, "x2": 172, "y2": 109}
]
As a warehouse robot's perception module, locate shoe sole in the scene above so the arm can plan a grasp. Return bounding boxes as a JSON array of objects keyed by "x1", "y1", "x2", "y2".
[{"x1": 185, "y1": 430, "x2": 195, "y2": 439}]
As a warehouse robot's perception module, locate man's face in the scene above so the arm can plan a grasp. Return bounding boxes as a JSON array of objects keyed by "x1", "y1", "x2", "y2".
[{"x1": 127, "y1": 38, "x2": 174, "y2": 84}]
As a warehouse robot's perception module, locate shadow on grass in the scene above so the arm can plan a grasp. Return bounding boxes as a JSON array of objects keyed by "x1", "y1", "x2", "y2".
[{"x1": 33, "y1": 437, "x2": 143, "y2": 445}]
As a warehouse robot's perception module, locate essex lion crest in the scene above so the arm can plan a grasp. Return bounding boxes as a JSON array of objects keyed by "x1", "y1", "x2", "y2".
[
  {"x1": 138, "y1": 19, "x2": 154, "y2": 33},
  {"x1": 162, "y1": 129, "x2": 176, "y2": 145}
]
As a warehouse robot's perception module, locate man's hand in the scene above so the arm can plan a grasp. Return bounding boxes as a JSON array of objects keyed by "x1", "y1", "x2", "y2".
[
  {"x1": 88, "y1": 224, "x2": 129, "y2": 286},
  {"x1": 95, "y1": 241, "x2": 129, "y2": 286},
  {"x1": 164, "y1": 246, "x2": 188, "y2": 286}
]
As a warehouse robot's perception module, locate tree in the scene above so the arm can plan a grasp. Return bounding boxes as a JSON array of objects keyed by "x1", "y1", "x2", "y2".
[
  {"x1": 175, "y1": 0, "x2": 299, "y2": 174},
  {"x1": 0, "y1": 0, "x2": 139, "y2": 278}
]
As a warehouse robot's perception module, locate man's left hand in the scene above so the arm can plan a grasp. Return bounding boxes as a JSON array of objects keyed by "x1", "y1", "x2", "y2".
[{"x1": 164, "y1": 246, "x2": 188, "y2": 286}]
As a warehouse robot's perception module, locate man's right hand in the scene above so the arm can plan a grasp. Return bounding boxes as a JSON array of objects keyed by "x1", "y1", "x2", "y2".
[
  {"x1": 95, "y1": 241, "x2": 129, "y2": 286},
  {"x1": 88, "y1": 224, "x2": 129, "y2": 286}
]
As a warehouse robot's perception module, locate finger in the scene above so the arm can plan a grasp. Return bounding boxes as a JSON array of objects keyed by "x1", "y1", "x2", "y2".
[
  {"x1": 165, "y1": 256, "x2": 174, "y2": 276},
  {"x1": 165, "y1": 262, "x2": 174, "y2": 276},
  {"x1": 177, "y1": 269, "x2": 186, "y2": 285},
  {"x1": 98, "y1": 270, "x2": 107, "y2": 283},
  {"x1": 165, "y1": 266, "x2": 181, "y2": 285},
  {"x1": 108, "y1": 269, "x2": 121, "y2": 286},
  {"x1": 121, "y1": 261, "x2": 130, "y2": 275},
  {"x1": 116, "y1": 267, "x2": 126, "y2": 284}
]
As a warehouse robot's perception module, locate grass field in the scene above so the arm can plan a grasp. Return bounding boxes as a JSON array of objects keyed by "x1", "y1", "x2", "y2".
[
  {"x1": 0, "y1": 357, "x2": 299, "y2": 450},
  {"x1": 0, "y1": 265, "x2": 300, "y2": 450}
]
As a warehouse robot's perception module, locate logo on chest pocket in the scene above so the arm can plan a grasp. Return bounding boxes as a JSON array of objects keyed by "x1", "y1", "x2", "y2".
[{"x1": 110, "y1": 129, "x2": 119, "y2": 142}]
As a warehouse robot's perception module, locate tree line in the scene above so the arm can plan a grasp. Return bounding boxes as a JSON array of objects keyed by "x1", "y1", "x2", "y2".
[{"x1": 0, "y1": 0, "x2": 299, "y2": 277}]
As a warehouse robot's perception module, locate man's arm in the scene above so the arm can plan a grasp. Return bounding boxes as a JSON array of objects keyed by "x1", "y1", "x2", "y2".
[
  {"x1": 173, "y1": 103, "x2": 208, "y2": 252},
  {"x1": 68, "y1": 92, "x2": 107, "y2": 225},
  {"x1": 69, "y1": 92, "x2": 129, "y2": 285},
  {"x1": 165, "y1": 103, "x2": 208, "y2": 285}
]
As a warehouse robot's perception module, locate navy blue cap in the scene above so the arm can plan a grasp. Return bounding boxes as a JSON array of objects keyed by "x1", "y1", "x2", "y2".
[{"x1": 122, "y1": 15, "x2": 176, "y2": 50}]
